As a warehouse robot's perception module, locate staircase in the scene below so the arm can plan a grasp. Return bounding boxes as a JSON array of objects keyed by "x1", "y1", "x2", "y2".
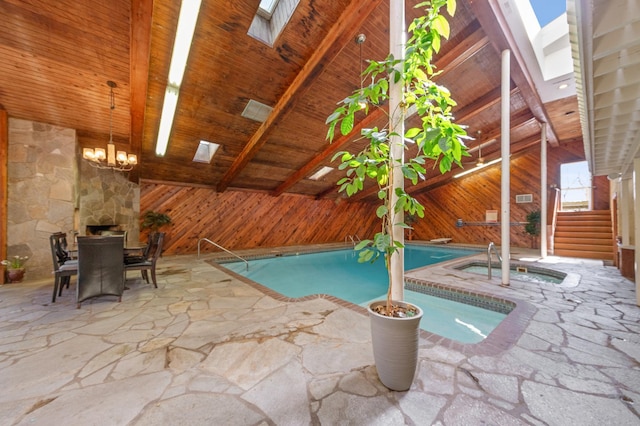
[{"x1": 553, "y1": 210, "x2": 614, "y2": 261}]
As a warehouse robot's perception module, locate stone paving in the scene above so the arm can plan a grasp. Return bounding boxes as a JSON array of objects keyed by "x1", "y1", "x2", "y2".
[{"x1": 0, "y1": 247, "x2": 639, "y2": 425}]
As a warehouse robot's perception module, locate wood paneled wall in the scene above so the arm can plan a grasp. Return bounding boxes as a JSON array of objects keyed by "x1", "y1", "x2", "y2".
[
  {"x1": 412, "y1": 140, "x2": 607, "y2": 248},
  {"x1": 142, "y1": 141, "x2": 608, "y2": 254},
  {"x1": 140, "y1": 183, "x2": 381, "y2": 255}
]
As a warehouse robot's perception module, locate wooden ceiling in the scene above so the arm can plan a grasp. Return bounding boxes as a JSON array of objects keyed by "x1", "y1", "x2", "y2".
[{"x1": 0, "y1": 0, "x2": 582, "y2": 200}]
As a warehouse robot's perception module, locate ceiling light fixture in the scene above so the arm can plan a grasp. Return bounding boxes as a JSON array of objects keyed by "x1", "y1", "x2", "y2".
[
  {"x1": 453, "y1": 157, "x2": 503, "y2": 179},
  {"x1": 155, "y1": 0, "x2": 203, "y2": 157},
  {"x1": 82, "y1": 81, "x2": 137, "y2": 171},
  {"x1": 355, "y1": 33, "x2": 367, "y2": 110}
]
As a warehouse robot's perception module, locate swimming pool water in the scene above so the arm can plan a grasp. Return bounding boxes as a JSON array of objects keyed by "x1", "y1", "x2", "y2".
[
  {"x1": 460, "y1": 265, "x2": 564, "y2": 284},
  {"x1": 222, "y1": 245, "x2": 506, "y2": 343}
]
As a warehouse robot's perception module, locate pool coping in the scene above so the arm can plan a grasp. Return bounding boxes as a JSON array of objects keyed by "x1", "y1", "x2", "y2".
[{"x1": 205, "y1": 243, "x2": 537, "y2": 357}]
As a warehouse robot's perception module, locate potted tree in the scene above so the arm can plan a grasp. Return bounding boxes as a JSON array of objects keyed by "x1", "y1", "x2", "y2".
[{"x1": 326, "y1": 0, "x2": 469, "y2": 390}]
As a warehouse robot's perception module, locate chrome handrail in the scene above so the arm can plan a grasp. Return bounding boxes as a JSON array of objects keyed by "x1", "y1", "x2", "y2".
[
  {"x1": 345, "y1": 234, "x2": 361, "y2": 246},
  {"x1": 487, "y1": 241, "x2": 502, "y2": 280},
  {"x1": 197, "y1": 238, "x2": 248, "y2": 271}
]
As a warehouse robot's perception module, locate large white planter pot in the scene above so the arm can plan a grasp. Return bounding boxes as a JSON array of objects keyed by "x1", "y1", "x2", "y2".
[{"x1": 368, "y1": 300, "x2": 423, "y2": 391}]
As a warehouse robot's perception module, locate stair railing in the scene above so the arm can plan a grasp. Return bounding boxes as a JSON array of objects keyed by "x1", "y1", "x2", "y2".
[
  {"x1": 197, "y1": 238, "x2": 248, "y2": 271},
  {"x1": 550, "y1": 187, "x2": 561, "y2": 254}
]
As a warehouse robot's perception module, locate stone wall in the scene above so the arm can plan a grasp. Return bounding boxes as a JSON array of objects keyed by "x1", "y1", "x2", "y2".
[
  {"x1": 6, "y1": 119, "x2": 76, "y2": 279},
  {"x1": 78, "y1": 162, "x2": 139, "y2": 245},
  {"x1": 5, "y1": 118, "x2": 140, "y2": 281}
]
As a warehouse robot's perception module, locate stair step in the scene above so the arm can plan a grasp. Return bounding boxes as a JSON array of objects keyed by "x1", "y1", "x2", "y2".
[
  {"x1": 554, "y1": 249, "x2": 614, "y2": 261},
  {"x1": 555, "y1": 238, "x2": 614, "y2": 248},
  {"x1": 553, "y1": 210, "x2": 613, "y2": 261},
  {"x1": 555, "y1": 226, "x2": 613, "y2": 238},
  {"x1": 556, "y1": 220, "x2": 612, "y2": 227},
  {"x1": 555, "y1": 241, "x2": 614, "y2": 251},
  {"x1": 557, "y1": 210, "x2": 610, "y2": 217}
]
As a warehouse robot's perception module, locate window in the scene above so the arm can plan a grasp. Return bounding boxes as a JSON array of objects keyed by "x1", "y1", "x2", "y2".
[{"x1": 560, "y1": 161, "x2": 591, "y2": 211}]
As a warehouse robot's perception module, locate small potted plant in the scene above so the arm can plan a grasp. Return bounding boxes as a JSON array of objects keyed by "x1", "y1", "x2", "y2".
[
  {"x1": 326, "y1": 0, "x2": 469, "y2": 390},
  {"x1": 525, "y1": 209, "x2": 541, "y2": 248},
  {"x1": 141, "y1": 210, "x2": 172, "y2": 235},
  {"x1": 2, "y1": 255, "x2": 29, "y2": 283}
]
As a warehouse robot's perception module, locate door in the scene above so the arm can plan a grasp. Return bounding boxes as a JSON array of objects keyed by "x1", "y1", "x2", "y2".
[{"x1": 560, "y1": 161, "x2": 591, "y2": 211}]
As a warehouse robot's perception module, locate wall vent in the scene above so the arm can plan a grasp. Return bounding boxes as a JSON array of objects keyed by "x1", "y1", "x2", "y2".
[{"x1": 515, "y1": 194, "x2": 533, "y2": 203}]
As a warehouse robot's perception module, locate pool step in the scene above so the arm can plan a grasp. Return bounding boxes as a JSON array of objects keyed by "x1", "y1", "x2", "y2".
[{"x1": 553, "y1": 210, "x2": 614, "y2": 261}]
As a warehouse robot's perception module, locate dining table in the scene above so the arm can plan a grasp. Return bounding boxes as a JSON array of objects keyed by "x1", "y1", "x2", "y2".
[{"x1": 67, "y1": 241, "x2": 147, "y2": 260}]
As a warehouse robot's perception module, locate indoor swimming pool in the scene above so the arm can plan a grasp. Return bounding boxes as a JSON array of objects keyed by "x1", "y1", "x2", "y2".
[{"x1": 221, "y1": 245, "x2": 509, "y2": 343}]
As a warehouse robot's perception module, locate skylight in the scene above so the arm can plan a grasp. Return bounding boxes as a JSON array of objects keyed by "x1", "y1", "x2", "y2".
[
  {"x1": 248, "y1": 0, "x2": 299, "y2": 46},
  {"x1": 529, "y1": 0, "x2": 565, "y2": 27},
  {"x1": 193, "y1": 140, "x2": 219, "y2": 164},
  {"x1": 309, "y1": 166, "x2": 333, "y2": 181},
  {"x1": 257, "y1": 0, "x2": 279, "y2": 19}
]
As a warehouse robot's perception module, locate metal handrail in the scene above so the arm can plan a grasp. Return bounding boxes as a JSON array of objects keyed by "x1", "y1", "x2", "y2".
[
  {"x1": 345, "y1": 234, "x2": 361, "y2": 246},
  {"x1": 197, "y1": 238, "x2": 248, "y2": 271},
  {"x1": 550, "y1": 187, "x2": 561, "y2": 254},
  {"x1": 487, "y1": 241, "x2": 502, "y2": 280}
]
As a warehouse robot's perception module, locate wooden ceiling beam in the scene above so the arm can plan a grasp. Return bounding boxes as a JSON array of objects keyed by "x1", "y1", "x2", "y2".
[
  {"x1": 467, "y1": 0, "x2": 559, "y2": 147},
  {"x1": 272, "y1": 111, "x2": 384, "y2": 197},
  {"x1": 435, "y1": 23, "x2": 489, "y2": 71},
  {"x1": 455, "y1": 84, "x2": 518, "y2": 124},
  {"x1": 346, "y1": 108, "x2": 539, "y2": 201},
  {"x1": 128, "y1": 0, "x2": 154, "y2": 183},
  {"x1": 216, "y1": 0, "x2": 384, "y2": 193},
  {"x1": 414, "y1": 133, "x2": 543, "y2": 194},
  {"x1": 278, "y1": 21, "x2": 491, "y2": 197}
]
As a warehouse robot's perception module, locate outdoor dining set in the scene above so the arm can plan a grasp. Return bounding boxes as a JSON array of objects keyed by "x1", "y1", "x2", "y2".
[{"x1": 49, "y1": 231, "x2": 164, "y2": 308}]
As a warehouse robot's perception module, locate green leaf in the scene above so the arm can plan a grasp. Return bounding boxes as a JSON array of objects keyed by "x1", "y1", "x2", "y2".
[
  {"x1": 376, "y1": 205, "x2": 388, "y2": 218},
  {"x1": 325, "y1": 110, "x2": 342, "y2": 125},
  {"x1": 447, "y1": 0, "x2": 457, "y2": 16},
  {"x1": 432, "y1": 15, "x2": 450, "y2": 39},
  {"x1": 354, "y1": 239, "x2": 372, "y2": 250},
  {"x1": 340, "y1": 113, "x2": 355, "y2": 136},
  {"x1": 405, "y1": 127, "x2": 421, "y2": 139}
]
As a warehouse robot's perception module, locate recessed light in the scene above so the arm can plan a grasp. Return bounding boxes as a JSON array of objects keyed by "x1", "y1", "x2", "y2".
[
  {"x1": 558, "y1": 83, "x2": 568, "y2": 90},
  {"x1": 309, "y1": 166, "x2": 333, "y2": 181}
]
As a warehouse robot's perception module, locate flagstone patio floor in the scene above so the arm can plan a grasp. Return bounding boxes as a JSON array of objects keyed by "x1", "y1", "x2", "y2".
[{"x1": 1, "y1": 245, "x2": 639, "y2": 425}]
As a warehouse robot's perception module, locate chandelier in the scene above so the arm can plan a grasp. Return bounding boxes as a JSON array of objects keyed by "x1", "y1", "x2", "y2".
[{"x1": 82, "y1": 81, "x2": 137, "y2": 171}]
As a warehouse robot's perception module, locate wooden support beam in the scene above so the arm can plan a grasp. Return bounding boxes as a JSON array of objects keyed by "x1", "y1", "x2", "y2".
[
  {"x1": 346, "y1": 109, "x2": 539, "y2": 201},
  {"x1": 216, "y1": 0, "x2": 384, "y2": 193},
  {"x1": 455, "y1": 84, "x2": 518, "y2": 123},
  {"x1": 414, "y1": 133, "x2": 543, "y2": 194},
  {"x1": 128, "y1": 0, "x2": 154, "y2": 184},
  {"x1": 0, "y1": 107, "x2": 7, "y2": 283},
  {"x1": 272, "y1": 111, "x2": 384, "y2": 197},
  {"x1": 435, "y1": 24, "x2": 489, "y2": 71},
  {"x1": 279, "y1": 20, "x2": 491, "y2": 197},
  {"x1": 467, "y1": 0, "x2": 559, "y2": 147}
]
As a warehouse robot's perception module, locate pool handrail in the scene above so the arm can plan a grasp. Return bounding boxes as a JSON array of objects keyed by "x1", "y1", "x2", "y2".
[
  {"x1": 345, "y1": 234, "x2": 361, "y2": 246},
  {"x1": 487, "y1": 242, "x2": 502, "y2": 280},
  {"x1": 197, "y1": 238, "x2": 248, "y2": 271}
]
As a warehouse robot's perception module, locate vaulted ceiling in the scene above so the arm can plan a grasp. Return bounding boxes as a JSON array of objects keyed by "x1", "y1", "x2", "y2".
[{"x1": 0, "y1": 0, "x2": 584, "y2": 201}]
